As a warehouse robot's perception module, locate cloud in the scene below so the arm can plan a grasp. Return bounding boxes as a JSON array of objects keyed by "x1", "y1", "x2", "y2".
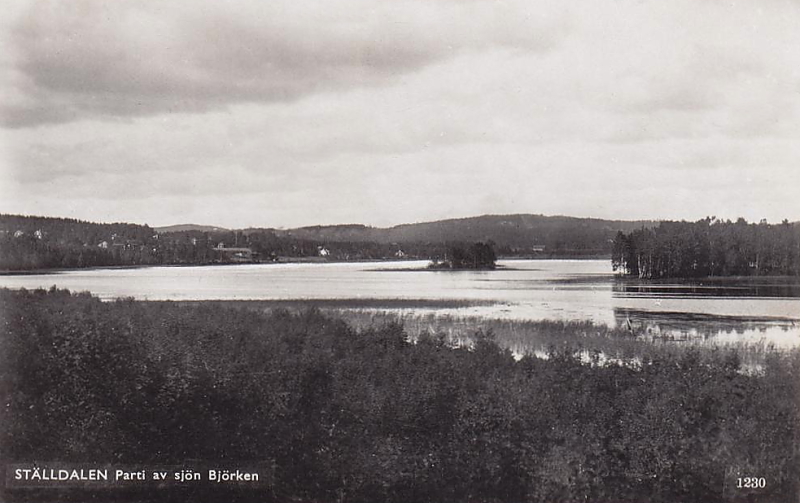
[
  {"x1": 1, "y1": 0, "x2": 564, "y2": 128},
  {"x1": 2, "y1": 0, "x2": 800, "y2": 227}
]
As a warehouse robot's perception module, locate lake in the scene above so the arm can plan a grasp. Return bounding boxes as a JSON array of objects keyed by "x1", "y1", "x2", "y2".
[{"x1": 2, "y1": 259, "x2": 799, "y2": 347}]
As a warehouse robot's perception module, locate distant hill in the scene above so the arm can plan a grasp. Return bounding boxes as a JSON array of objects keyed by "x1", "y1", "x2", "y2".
[
  {"x1": 143, "y1": 214, "x2": 660, "y2": 256},
  {"x1": 0, "y1": 214, "x2": 156, "y2": 244},
  {"x1": 1, "y1": 212, "x2": 658, "y2": 270},
  {"x1": 271, "y1": 214, "x2": 657, "y2": 256},
  {"x1": 154, "y1": 224, "x2": 230, "y2": 233}
]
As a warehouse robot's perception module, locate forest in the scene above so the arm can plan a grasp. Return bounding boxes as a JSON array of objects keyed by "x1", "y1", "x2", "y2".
[
  {"x1": 0, "y1": 213, "x2": 651, "y2": 271},
  {"x1": 0, "y1": 214, "x2": 429, "y2": 270},
  {"x1": 612, "y1": 217, "x2": 800, "y2": 279},
  {"x1": 1, "y1": 288, "x2": 797, "y2": 503}
]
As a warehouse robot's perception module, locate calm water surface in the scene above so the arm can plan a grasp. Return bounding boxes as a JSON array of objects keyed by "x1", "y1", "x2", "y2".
[{"x1": 2, "y1": 260, "x2": 799, "y2": 346}]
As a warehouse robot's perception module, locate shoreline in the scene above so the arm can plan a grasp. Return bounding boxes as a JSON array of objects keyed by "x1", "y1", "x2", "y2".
[{"x1": 0, "y1": 256, "x2": 610, "y2": 276}]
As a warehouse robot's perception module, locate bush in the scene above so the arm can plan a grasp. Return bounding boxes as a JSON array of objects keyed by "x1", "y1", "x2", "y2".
[{"x1": 1, "y1": 288, "x2": 797, "y2": 502}]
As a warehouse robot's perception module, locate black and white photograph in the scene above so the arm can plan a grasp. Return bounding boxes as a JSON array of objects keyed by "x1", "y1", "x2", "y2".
[{"x1": 1, "y1": 1, "x2": 799, "y2": 502}]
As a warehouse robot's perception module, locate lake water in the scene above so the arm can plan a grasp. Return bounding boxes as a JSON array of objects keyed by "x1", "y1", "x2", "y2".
[{"x1": 2, "y1": 259, "x2": 799, "y2": 347}]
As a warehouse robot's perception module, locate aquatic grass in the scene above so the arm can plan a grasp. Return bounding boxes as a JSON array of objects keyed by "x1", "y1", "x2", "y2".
[
  {"x1": 317, "y1": 309, "x2": 794, "y2": 371},
  {"x1": 167, "y1": 298, "x2": 798, "y2": 370}
]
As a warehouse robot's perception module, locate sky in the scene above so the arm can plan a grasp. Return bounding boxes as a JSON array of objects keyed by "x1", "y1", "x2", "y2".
[{"x1": 1, "y1": 0, "x2": 799, "y2": 229}]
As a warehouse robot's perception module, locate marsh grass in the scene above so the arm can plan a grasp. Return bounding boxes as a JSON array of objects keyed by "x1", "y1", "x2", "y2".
[
  {"x1": 209, "y1": 301, "x2": 794, "y2": 371},
  {"x1": 335, "y1": 310, "x2": 780, "y2": 367}
]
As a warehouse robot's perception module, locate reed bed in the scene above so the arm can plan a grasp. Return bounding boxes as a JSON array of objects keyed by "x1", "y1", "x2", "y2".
[
  {"x1": 169, "y1": 298, "x2": 799, "y2": 371},
  {"x1": 305, "y1": 308, "x2": 796, "y2": 372}
]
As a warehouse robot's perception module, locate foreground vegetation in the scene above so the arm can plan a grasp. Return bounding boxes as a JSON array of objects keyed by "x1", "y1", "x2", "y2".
[{"x1": 1, "y1": 288, "x2": 798, "y2": 502}]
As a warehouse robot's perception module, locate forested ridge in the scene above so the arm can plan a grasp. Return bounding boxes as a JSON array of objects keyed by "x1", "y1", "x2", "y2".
[
  {"x1": 1, "y1": 288, "x2": 797, "y2": 502},
  {"x1": 0, "y1": 214, "x2": 428, "y2": 270},
  {"x1": 1, "y1": 213, "x2": 652, "y2": 271},
  {"x1": 0, "y1": 215, "x2": 161, "y2": 270},
  {"x1": 279, "y1": 214, "x2": 655, "y2": 256},
  {"x1": 612, "y1": 217, "x2": 800, "y2": 279},
  {"x1": 7, "y1": 214, "x2": 799, "y2": 276}
]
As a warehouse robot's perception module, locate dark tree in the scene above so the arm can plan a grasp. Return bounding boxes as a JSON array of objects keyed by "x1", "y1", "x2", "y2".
[
  {"x1": 612, "y1": 218, "x2": 800, "y2": 279},
  {"x1": 432, "y1": 241, "x2": 497, "y2": 270}
]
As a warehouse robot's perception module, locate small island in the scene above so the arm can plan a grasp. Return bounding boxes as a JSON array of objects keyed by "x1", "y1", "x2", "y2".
[{"x1": 428, "y1": 241, "x2": 497, "y2": 270}]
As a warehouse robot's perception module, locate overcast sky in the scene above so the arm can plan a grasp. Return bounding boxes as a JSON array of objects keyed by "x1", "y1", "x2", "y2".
[{"x1": 1, "y1": 0, "x2": 799, "y2": 228}]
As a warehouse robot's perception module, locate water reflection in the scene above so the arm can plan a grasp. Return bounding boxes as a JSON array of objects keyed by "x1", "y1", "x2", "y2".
[
  {"x1": 613, "y1": 308, "x2": 800, "y2": 348},
  {"x1": 613, "y1": 277, "x2": 800, "y2": 299}
]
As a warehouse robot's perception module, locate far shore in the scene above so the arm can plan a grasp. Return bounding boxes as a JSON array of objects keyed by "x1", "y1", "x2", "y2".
[{"x1": 0, "y1": 255, "x2": 611, "y2": 276}]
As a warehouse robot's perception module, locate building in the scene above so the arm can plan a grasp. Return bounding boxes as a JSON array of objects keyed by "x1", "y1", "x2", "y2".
[{"x1": 214, "y1": 243, "x2": 254, "y2": 262}]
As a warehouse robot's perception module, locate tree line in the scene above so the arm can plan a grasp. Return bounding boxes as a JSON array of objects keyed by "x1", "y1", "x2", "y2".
[
  {"x1": 0, "y1": 215, "x2": 441, "y2": 270},
  {"x1": 1, "y1": 288, "x2": 797, "y2": 502},
  {"x1": 1, "y1": 213, "x2": 658, "y2": 271},
  {"x1": 0, "y1": 215, "x2": 495, "y2": 271},
  {"x1": 612, "y1": 217, "x2": 800, "y2": 279}
]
